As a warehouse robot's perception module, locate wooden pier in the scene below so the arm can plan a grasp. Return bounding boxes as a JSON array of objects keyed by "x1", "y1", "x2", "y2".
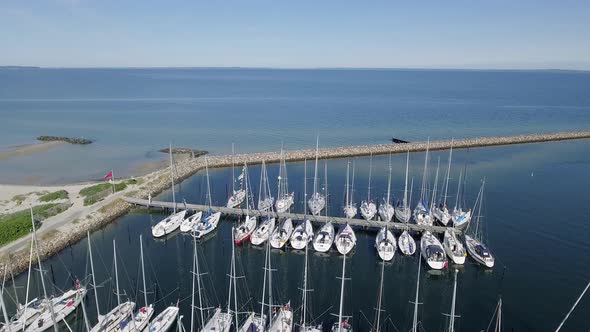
[{"x1": 123, "y1": 197, "x2": 454, "y2": 234}]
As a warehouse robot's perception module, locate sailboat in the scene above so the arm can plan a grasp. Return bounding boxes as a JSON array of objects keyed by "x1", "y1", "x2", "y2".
[
  {"x1": 147, "y1": 304, "x2": 179, "y2": 332},
  {"x1": 342, "y1": 161, "x2": 357, "y2": 219},
  {"x1": 410, "y1": 257, "x2": 422, "y2": 332},
  {"x1": 398, "y1": 178, "x2": 416, "y2": 256},
  {"x1": 234, "y1": 162, "x2": 257, "y2": 244},
  {"x1": 153, "y1": 144, "x2": 187, "y2": 238},
  {"x1": 443, "y1": 229, "x2": 466, "y2": 265},
  {"x1": 451, "y1": 165, "x2": 472, "y2": 230},
  {"x1": 413, "y1": 141, "x2": 433, "y2": 226},
  {"x1": 290, "y1": 160, "x2": 314, "y2": 250},
  {"x1": 258, "y1": 161, "x2": 275, "y2": 212},
  {"x1": 433, "y1": 142, "x2": 453, "y2": 226},
  {"x1": 121, "y1": 236, "x2": 154, "y2": 332},
  {"x1": 484, "y1": 298, "x2": 502, "y2": 332},
  {"x1": 370, "y1": 257, "x2": 386, "y2": 332},
  {"x1": 420, "y1": 231, "x2": 447, "y2": 270},
  {"x1": 275, "y1": 146, "x2": 295, "y2": 213},
  {"x1": 330, "y1": 254, "x2": 352, "y2": 332},
  {"x1": 334, "y1": 224, "x2": 356, "y2": 256},
  {"x1": 238, "y1": 238, "x2": 270, "y2": 332},
  {"x1": 444, "y1": 269, "x2": 460, "y2": 332},
  {"x1": 251, "y1": 216, "x2": 276, "y2": 246},
  {"x1": 192, "y1": 158, "x2": 222, "y2": 239},
  {"x1": 374, "y1": 227, "x2": 396, "y2": 262},
  {"x1": 465, "y1": 180, "x2": 495, "y2": 268},
  {"x1": 360, "y1": 154, "x2": 377, "y2": 221},
  {"x1": 313, "y1": 162, "x2": 335, "y2": 253},
  {"x1": 90, "y1": 240, "x2": 135, "y2": 332},
  {"x1": 26, "y1": 210, "x2": 87, "y2": 332},
  {"x1": 298, "y1": 243, "x2": 322, "y2": 332},
  {"x1": 227, "y1": 144, "x2": 246, "y2": 208},
  {"x1": 395, "y1": 152, "x2": 411, "y2": 223},
  {"x1": 270, "y1": 218, "x2": 294, "y2": 249},
  {"x1": 307, "y1": 137, "x2": 326, "y2": 216},
  {"x1": 378, "y1": 155, "x2": 395, "y2": 222}
]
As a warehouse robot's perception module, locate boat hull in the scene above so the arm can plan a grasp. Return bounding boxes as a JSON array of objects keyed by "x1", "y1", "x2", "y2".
[
  {"x1": 179, "y1": 211, "x2": 203, "y2": 232},
  {"x1": 398, "y1": 230, "x2": 416, "y2": 255}
]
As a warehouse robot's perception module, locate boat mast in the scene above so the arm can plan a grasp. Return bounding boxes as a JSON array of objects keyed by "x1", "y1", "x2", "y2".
[
  {"x1": 447, "y1": 269, "x2": 459, "y2": 332},
  {"x1": 304, "y1": 159, "x2": 307, "y2": 219},
  {"x1": 231, "y1": 143, "x2": 236, "y2": 194},
  {"x1": 473, "y1": 180, "x2": 485, "y2": 241},
  {"x1": 20, "y1": 236, "x2": 36, "y2": 330},
  {"x1": 367, "y1": 153, "x2": 373, "y2": 202},
  {"x1": 412, "y1": 257, "x2": 422, "y2": 332},
  {"x1": 0, "y1": 268, "x2": 11, "y2": 332},
  {"x1": 374, "y1": 258, "x2": 385, "y2": 332},
  {"x1": 454, "y1": 169, "x2": 463, "y2": 210},
  {"x1": 244, "y1": 163, "x2": 250, "y2": 212},
  {"x1": 140, "y1": 236, "x2": 149, "y2": 311},
  {"x1": 420, "y1": 139, "x2": 430, "y2": 203},
  {"x1": 259, "y1": 240, "x2": 268, "y2": 323},
  {"x1": 337, "y1": 253, "x2": 347, "y2": 332},
  {"x1": 169, "y1": 143, "x2": 176, "y2": 214},
  {"x1": 267, "y1": 237, "x2": 273, "y2": 327},
  {"x1": 205, "y1": 158, "x2": 212, "y2": 208},
  {"x1": 345, "y1": 161, "x2": 350, "y2": 208},
  {"x1": 443, "y1": 141, "x2": 454, "y2": 207},
  {"x1": 430, "y1": 157, "x2": 441, "y2": 212},
  {"x1": 386, "y1": 154, "x2": 392, "y2": 206},
  {"x1": 278, "y1": 145, "x2": 284, "y2": 200},
  {"x1": 259, "y1": 161, "x2": 264, "y2": 207},
  {"x1": 555, "y1": 280, "x2": 590, "y2": 332},
  {"x1": 324, "y1": 160, "x2": 328, "y2": 216},
  {"x1": 87, "y1": 232, "x2": 101, "y2": 320},
  {"x1": 231, "y1": 231, "x2": 239, "y2": 331},
  {"x1": 31, "y1": 209, "x2": 58, "y2": 332},
  {"x1": 113, "y1": 240, "x2": 122, "y2": 308},
  {"x1": 301, "y1": 241, "x2": 309, "y2": 328},
  {"x1": 351, "y1": 160, "x2": 355, "y2": 206},
  {"x1": 194, "y1": 235, "x2": 205, "y2": 330},
  {"x1": 313, "y1": 136, "x2": 319, "y2": 195}
]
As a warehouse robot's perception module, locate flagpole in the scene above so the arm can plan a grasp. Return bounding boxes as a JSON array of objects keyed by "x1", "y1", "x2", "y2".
[{"x1": 111, "y1": 169, "x2": 115, "y2": 194}]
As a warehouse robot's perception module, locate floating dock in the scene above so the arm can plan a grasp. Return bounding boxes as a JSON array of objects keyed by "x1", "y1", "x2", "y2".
[{"x1": 124, "y1": 197, "x2": 454, "y2": 234}]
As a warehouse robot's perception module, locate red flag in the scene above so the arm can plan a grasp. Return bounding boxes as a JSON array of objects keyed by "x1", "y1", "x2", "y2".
[{"x1": 103, "y1": 171, "x2": 113, "y2": 180}]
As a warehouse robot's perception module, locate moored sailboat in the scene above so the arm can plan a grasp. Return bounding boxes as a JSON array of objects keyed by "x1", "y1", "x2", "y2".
[
  {"x1": 227, "y1": 144, "x2": 246, "y2": 208},
  {"x1": 307, "y1": 137, "x2": 325, "y2": 216},
  {"x1": 258, "y1": 161, "x2": 275, "y2": 212},
  {"x1": 374, "y1": 227, "x2": 396, "y2": 262},
  {"x1": 465, "y1": 180, "x2": 495, "y2": 268},
  {"x1": 192, "y1": 158, "x2": 221, "y2": 239},
  {"x1": 331, "y1": 253, "x2": 352, "y2": 332},
  {"x1": 342, "y1": 161, "x2": 357, "y2": 219},
  {"x1": 451, "y1": 165, "x2": 471, "y2": 230},
  {"x1": 443, "y1": 229, "x2": 466, "y2": 265},
  {"x1": 420, "y1": 231, "x2": 447, "y2": 270},
  {"x1": 270, "y1": 218, "x2": 294, "y2": 249},
  {"x1": 413, "y1": 141, "x2": 433, "y2": 227},
  {"x1": 398, "y1": 178, "x2": 416, "y2": 256},
  {"x1": 360, "y1": 154, "x2": 377, "y2": 221},
  {"x1": 378, "y1": 155, "x2": 395, "y2": 222},
  {"x1": 395, "y1": 152, "x2": 411, "y2": 223},
  {"x1": 275, "y1": 146, "x2": 295, "y2": 213},
  {"x1": 334, "y1": 224, "x2": 356, "y2": 256},
  {"x1": 433, "y1": 142, "x2": 454, "y2": 226},
  {"x1": 153, "y1": 145, "x2": 186, "y2": 238},
  {"x1": 234, "y1": 162, "x2": 257, "y2": 244}
]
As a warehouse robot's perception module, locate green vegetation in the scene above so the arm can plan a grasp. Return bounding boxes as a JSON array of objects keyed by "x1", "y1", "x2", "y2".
[
  {"x1": 11, "y1": 194, "x2": 26, "y2": 205},
  {"x1": 39, "y1": 190, "x2": 69, "y2": 202},
  {"x1": 0, "y1": 204, "x2": 60, "y2": 246},
  {"x1": 80, "y1": 179, "x2": 137, "y2": 206}
]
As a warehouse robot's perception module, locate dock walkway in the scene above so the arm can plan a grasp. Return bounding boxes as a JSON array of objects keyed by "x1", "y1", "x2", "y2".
[{"x1": 123, "y1": 197, "x2": 453, "y2": 233}]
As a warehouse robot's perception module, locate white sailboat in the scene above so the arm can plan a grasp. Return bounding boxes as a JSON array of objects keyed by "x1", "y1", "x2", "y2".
[
  {"x1": 443, "y1": 229, "x2": 466, "y2": 265},
  {"x1": 433, "y1": 142, "x2": 454, "y2": 226},
  {"x1": 451, "y1": 166, "x2": 472, "y2": 230},
  {"x1": 420, "y1": 231, "x2": 447, "y2": 270},
  {"x1": 413, "y1": 141, "x2": 433, "y2": 226},
  {"x1": 238, "y1": 238, "x2": 270, "y2": 332},
  {"x1": 153, "y1": 144, "x2": 186, "y2": 238},
  {"x1": 275, "y1": 146, "x2": 295, "y2": 213},
  {"x1": 395, "y1": 152, "x2": 411, "y2": 223},
  {"x1": 342, "y1": 161, "x2": 357, "y2": 219},
  {"x1": 90, "y1": 240, "x2": 135, "y2": 332},
  {"x1": 270, "y1": 218, "x2": 294, "y2": 249},
  {"x1": 192, "y1": 158, "x2": 221, "y2": 239},
  {"x1": 291, "y1": 160, "x2": 314, "y2": 250},
  {"x1": 227, "y1": 144, "x2": 246, "y2": 208},
  {"x1": 334, "y1": 224, "x2": 356, "y2": 256},
  {"x1": 251, "y1": 216, "x2": 276, "y2": 246},
  {"x1": 398, "y1": 178, "x2": 417, "y2": 256},
  {"x1": 374, "y1": 227, "x2": 396, "y2": 262},
  {"x1": 360, "y1": 154, "x2": 377, "y2": 221},
  {"x1": 465, "y1": 180, "x2": 495, "y2": 268},
  {"x1": 378, "y1": 155, "x2": 395, "y2": 222},
  {"x1": 307, "y1": 137, "x2": 325, "y2": 216},
  {"x1": 312, "y1": 222, "x2": 335, "y2": 253},
  {"x1": 121, "y1": 236, "x2": 154, "y2": 332},
  {"x1": 234, "y1": 163, "x2": 257, "y2": 245},
  {"x1": 258, "y1": 161, "x2": 275, "y2": 212},
  {"x1": 267, "y1": 242, "x2": 293, "y2": 332},
  {"x1": 330, "y1": 254, "x2": 352, "y2": 332},
  {"x1": 298, "y1": 243, "x2": 322, "y2": 332},
  {"x1": 147, "y1": 305, "x2": 179, "y2": 332}
]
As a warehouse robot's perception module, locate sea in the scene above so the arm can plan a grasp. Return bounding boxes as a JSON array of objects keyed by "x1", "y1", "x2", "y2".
[{"x1": 1, "y1": 68, "x2": 589, "y2": 331}]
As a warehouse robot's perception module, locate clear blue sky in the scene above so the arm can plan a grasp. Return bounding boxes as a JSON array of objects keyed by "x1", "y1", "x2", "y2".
[{"x1": 1, "y1": 0, "x2": 589, "y2": 69}]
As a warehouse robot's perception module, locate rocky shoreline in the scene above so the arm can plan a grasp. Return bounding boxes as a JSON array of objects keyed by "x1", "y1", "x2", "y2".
[
  {"x1": 37, "y1": 136, "x2": 93, "y2": 145},
  {"x1": 1, "y1": 130, "x2": 589, "y2": 279}
]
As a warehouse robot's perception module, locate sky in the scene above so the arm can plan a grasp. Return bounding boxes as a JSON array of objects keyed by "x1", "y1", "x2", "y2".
[{"x1": 1, "y1": 0, "x2": 589, "y2": 70}]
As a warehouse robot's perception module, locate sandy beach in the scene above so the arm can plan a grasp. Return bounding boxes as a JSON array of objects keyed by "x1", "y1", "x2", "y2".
[{"x1": 0, "y1": 141, "x2": 64, "y2": 161}]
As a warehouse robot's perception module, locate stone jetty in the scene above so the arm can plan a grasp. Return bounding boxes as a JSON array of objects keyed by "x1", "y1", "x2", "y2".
[
  {"x1": 37, "y1": 135, "x2": 93, "y2": 145},
  {"x1": 1, "y1": 130, "x2": 589, "y2": 279}
]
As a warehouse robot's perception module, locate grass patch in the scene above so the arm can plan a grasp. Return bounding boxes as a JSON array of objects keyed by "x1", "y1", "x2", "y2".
[
  {"x1": 39, "y1": 190, "x2": 69, "y2": 202},
  {"x1": 0, "y1": 204, "x2": 58, "y2": 246},
  {"x1": 79, "y1": 179, "x2": 137, "y2": 197},
  {"x1": 11, "y1": 194, "x2": 26, "y2": 205}
]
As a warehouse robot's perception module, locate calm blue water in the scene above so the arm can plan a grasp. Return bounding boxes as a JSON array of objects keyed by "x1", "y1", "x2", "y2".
[{"x1": 1, "y1": 68, "x2": 590, "y2": 184}]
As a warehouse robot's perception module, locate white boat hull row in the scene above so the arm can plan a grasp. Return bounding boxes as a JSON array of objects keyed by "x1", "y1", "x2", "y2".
[{"x1": 418, "y1": 230, "x2": 494, "y2": 268}]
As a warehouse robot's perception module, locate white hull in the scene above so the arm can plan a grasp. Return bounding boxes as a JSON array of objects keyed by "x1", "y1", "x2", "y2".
[
  {"x1": 26, "y1": 288, "x2": 87, "y2": 332},
  {"x1": 398, "y1": 230, "x2": 416, "y2": 255},
  {"x1": 1, "y1": 298, "x2": 48, "y2": 332},
  {"x1": 234, "y1": 216, "x2": 257, "y2": 244},
  {"x1": 420, "y1": 232, "x2": 447, "y2": 270},
  {"x1": 179, "y1": 211, "x2": 203, "y2": 232},
  {"x1": 121, "y1": 305, "x2": 154, "y2": 332},
  {"x1": 152, "y1": 210, "x2": 187, "y2": 238},
  {"x1": 268, "y1": 307, "x2": 293, "y2": 332},
  {"x1": 375, "y1": 227, "x2": 396, "y2": 261},
  {"x1": 394, "y1": 205, "x2": 411, "y2": 223},
  {"x1": 289, "y1": 220, "x2": 314, "y2": 250},
  {"x1": 465, "y1": 235, "x2": 495, "y2": 268},
  {"x1": 452, "y1": 208, "x2": 471, "y2": 230},
  {"x1": 193, "y1": 211, "x2": 221, "y2": 239},
  {"x1": 251, "y1": 217, "x2": 276, "y2": 246},
  {"x1": 343, "y1": 205, "x2": 357, "y2": 219},
  {"x1": 270, "y1": 218, "x2": 294, "y2": 249},
  {"x1": 276, "y1": 193, "x2": 295, "y2": 213},
  {"x1": 307, "y1": 193, "x2": 325, "y2": 216},
  {"x1": 330, "y1": 322, "x2": 352, "y2": 332},
  {"x1": 432, "y1": 206, "x2": 451, "y2": 226},
  {"x1": 227, "y1": 190, "x2": 246, "y2": 208},
  {"x1": 200, "y1": 308, "x2": 232, "y2": 332},
  {"x1": 378, "y1": 202, "x2": 395, "y2": 222},
  {"x1": 313, "y1": 222, "x2": 334, "y2": 253},
  {"x1": 360, "y1": 201, "x2": 377, "y2": 220},
  {"x1": 238, "y1": 313, "x2": 266, "y2": 332},
  {"x1": 258, "y1": 197, "x2": 274, "y2": 212},
  {"x1": 146, "y1": 306, "x2": 178, "y2": 332},
  {"x1": 334, "y1": 224, "x2": 356, "y2": 255},
  {"x1": 90, "y1": 301, "x2": 136, "y2": 332},
  {"x1": 413, "y1": 200, "x2": 432, "y2": 226},
  {"x1": 443, "y1": 229, "x2": 466, "y2": 265}
]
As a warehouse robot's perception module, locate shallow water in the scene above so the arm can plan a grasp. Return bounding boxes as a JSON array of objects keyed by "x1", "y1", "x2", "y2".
[{"x1": 3, "y1": 140, "x2": 590, "y2": 331}]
